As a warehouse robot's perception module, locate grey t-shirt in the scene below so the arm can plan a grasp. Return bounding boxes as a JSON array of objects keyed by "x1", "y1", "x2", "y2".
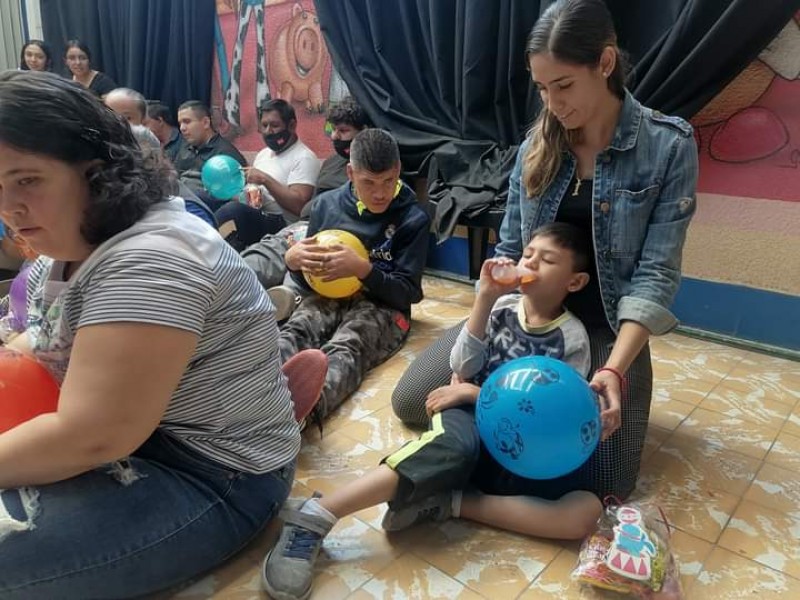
[{"x1": 25, "y1": 199, "x2": 300, "y2": 473}]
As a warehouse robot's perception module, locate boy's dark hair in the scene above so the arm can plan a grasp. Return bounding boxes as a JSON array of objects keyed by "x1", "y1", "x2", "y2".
[
  {"x1": 258, "y1": 98, "x2": 296, "y2": 125},
  {"x1": 326, "y1": 96, "x2": 371, "y2": 129},
  {"x1": 177, "y1": 100, "x2": 211, "y2": 120},
  {"x1": 146, "y1": 101, "x2": 172, "y2": 123},
  {"x1": 530, "y1": 222, "x2": 591, "y2": 272},
  {"x1": 350, "y1": 129, "x2": 400, "y2": 173}
]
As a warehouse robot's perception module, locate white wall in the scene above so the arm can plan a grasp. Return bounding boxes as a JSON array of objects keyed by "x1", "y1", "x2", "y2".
[{"x1": 0, "y1": 0, "x2": 24, "y2": 71}]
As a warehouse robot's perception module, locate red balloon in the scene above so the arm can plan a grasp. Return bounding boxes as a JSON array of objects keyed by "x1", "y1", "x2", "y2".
[{"x1": 0, "y1": 348, "x2": 60, "y2": 434}]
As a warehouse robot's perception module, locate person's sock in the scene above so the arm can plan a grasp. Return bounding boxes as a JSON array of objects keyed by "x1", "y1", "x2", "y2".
[
  {"x1": 300, "y1": 497, "x2": 338, "y2": 526},
  {"x1": 451, "y1": 490, "x2": 463, "y2": 518}
]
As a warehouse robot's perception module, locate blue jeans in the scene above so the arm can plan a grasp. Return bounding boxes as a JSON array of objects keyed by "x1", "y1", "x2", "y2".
[{"x1": 0, "y1": 431, "x2": 295, "y2": 599}]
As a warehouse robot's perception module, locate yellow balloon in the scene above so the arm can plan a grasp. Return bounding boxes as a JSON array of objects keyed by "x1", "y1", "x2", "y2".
[{"x1": 303, "y1": 229, "x2": 369, "y2": 299}]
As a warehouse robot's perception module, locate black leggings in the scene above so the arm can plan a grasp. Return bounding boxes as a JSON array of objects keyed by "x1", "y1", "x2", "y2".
[{"x1": 391, "y1": 320, "x2": 652, "y2": 500}]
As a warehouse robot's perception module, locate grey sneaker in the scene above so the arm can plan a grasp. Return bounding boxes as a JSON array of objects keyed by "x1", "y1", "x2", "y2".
[
  {"x1": 268, "y1": 285, "x2": 299, "y2": 322},
  {"x1": 381, "y1": 491, "x2": 453, "y2": 531},
  {"x1": 262, "y1": 497, "x2": 335, "y2": 600}
]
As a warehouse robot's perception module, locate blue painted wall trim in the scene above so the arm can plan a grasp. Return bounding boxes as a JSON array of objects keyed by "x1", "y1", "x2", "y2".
[
  {"x1": 672, "y1": 278, "x2": 799, "y2": 351},
  {"x1": 426, "y1": 235, "x2": 799, "y2": 351}
]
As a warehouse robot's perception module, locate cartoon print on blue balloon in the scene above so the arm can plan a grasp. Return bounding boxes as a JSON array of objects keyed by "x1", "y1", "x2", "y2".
[
  {"x1": 518, "y1": 396, "x2": 535, "y2": 415},
  {"x1": 493, "y1": 418, "x2": 524, "y2": 460},
  {"x1": 580, "y1": 418, "x2": 599, "y2": 450}
]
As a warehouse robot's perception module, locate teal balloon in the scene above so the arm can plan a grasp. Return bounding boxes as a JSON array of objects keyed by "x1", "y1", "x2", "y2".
[
  {"x1": 476, "y1": 356, "x2": 600, "y2": 479},
  {"x1": 201, "y1": 155, "x2": 245, "y2": 200}
]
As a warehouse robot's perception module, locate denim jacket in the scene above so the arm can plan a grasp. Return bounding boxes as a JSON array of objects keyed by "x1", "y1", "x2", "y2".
[{"x1": 496, "y1": 91, "x2": 698, "y2": 335}]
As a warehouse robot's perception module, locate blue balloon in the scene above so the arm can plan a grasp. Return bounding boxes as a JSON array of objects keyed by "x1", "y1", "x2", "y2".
[
  {"x1": 476, "y1": 356, "x2": 601, "y2": 479},
  {"x1": 201, "y1": 155, "x2": 246, "y2": 200}
]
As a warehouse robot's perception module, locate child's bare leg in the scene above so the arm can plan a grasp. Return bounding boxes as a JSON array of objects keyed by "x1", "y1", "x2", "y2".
[
  {"x1": 317, "y1": 464, "x2": 400, "y2": 518},
  {"x1": 460, "y1": 490, "x2": 602, "y2": 540}
]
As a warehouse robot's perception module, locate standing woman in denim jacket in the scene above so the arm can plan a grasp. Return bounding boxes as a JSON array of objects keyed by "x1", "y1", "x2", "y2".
[{"x1": 393, "y1": 0, "x2": 697, "y2": 506}]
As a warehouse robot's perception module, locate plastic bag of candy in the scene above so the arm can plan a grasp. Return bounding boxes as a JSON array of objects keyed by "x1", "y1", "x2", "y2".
[{"x1": 571, "y1": 500, "x2": 683, "y2": 599}]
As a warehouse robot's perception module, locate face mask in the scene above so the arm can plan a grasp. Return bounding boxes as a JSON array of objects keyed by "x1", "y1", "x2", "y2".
[
  {"x1": 263, "y1": 130, "x2": 291, "y2": 152},
  {"x1": 332, "y1": 138, "x2": 352, "y2": 159}
]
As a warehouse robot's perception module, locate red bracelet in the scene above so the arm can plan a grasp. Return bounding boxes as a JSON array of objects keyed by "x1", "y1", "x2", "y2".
[{"x1": 595, "y1": 366, "x2": 626, "y2": 391}]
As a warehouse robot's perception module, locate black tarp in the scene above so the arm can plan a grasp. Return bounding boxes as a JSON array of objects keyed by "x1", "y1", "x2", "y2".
[
  {"x1": 40, "y1": 0, "x2": 217, "y2": 112},
  {"x1": 315, "y1": 0, "x2": 799, "y2": 239}
]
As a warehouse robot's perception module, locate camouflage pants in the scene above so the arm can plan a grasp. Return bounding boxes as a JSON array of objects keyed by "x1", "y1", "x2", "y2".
[{"x1": 279, "y1": 294, "x2": 411, "y2": 419}]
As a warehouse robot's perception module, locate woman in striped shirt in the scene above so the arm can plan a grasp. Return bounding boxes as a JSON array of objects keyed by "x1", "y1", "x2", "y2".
[{"x1": 0, "y1": 71, "x2": 300, "y2": 599}]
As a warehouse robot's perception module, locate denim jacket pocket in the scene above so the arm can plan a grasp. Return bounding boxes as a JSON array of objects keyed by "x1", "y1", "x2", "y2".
[{"x1": 611, "y1": 183, "x2": 661, "y2": 257}]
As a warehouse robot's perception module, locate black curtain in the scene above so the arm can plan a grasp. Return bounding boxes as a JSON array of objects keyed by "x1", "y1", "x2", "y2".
[
  {"x1": 40, "y1": 0, "x2": 216, "y2": 112},
  {"x1": 315, "y1": 0, "x2": 799, "y2": 171}
]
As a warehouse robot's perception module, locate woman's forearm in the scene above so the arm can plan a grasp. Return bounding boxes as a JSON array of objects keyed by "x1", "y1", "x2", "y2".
[
  {"x1": 0, "y1": 414, "x2": 129, "y2": 488},
  {"x1": 603, "y1": 321, "x2": 650, "y2": 374}
]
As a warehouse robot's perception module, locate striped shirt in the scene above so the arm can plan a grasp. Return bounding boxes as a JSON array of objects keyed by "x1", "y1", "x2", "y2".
[{"x1": 25, "y1": 199, "x2": 300, "y2": 473}]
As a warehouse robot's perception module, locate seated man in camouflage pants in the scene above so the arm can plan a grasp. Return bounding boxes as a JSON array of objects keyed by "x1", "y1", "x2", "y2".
[{"x1": 278, "y1": 129, "x2": 430, "y2": 423}]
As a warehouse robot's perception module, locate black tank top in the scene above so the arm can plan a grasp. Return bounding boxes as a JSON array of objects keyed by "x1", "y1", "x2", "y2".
[{"x1": 555, "y1": 174, "x2": 608, "y2": 329}]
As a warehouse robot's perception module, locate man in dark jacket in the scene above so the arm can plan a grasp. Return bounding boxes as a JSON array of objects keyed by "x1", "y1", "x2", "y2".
[{"x1": 277, "y1": 129, "x2": 430, "y2": 421}]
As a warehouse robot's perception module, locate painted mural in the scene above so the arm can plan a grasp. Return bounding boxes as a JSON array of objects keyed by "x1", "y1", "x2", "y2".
[
  {"x1": 212, "y1": 0, "x2": 349, "y2": 158},
  {"x1": 683, "y1": 14, "x2": 800, "y2": 296}
]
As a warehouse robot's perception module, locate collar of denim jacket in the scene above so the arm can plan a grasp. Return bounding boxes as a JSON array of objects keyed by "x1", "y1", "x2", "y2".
[{"x1": 607, "y1": 90, "x2": 642, "y2": 153}]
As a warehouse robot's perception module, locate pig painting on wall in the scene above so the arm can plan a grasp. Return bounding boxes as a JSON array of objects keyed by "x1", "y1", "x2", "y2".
[
  {"x1": 269, "y1": 3, "x2": 329, "y2": 113},
  {"x1": 213, "y1": 0, "x2": 349, "y2": 155}
]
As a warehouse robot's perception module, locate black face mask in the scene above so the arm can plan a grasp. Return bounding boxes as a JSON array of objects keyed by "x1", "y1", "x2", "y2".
[
  {"x1": 263, "y1": 130, "x2": 291, "y2": 152},
  {"x1": 332, "y1": 138, "x2": 352, "y2": 159}
]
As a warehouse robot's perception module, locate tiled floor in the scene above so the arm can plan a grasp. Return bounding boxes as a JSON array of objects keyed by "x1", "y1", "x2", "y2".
[{"x1": 170, "y1": 276, "x2": 800, "y2": 600}]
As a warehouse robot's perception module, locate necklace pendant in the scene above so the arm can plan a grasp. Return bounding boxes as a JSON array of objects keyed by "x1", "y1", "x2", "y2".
[{"x1": 572, "y1": 178, "x2": 582, "y2": 196}]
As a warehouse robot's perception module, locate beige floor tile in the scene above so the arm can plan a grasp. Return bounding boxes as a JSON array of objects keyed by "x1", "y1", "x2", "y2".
[
  {"x1": 307, "y1": 516, "x2": 407, "y2": 600},
  {"x1": 699, "y1": 383, "x2": 794, "y2": 430},
  {"x1": 764, "y1": 429, "x2": 800, "y2": 472},
  {"x1": 642, "y1": 424, "x2": 672, "y2": 461},
  {"x1": 669, "y1": 529, "x2": 715, "y2": 594},
  {"x1": 693, "y1": 547, "x2": 800, "y2": 599},
  {"x1": 651, "y1": 362, "x2": 725, "y2": 392},
  {"x1": 516, "y1": 549, "x2": 589, "y2": 599},
  {"x1": 738, "y1": 350, "x2": 800, "y2": 372},
  {"x1": 335, "y1": 405, "x2": 420, "y2": 453},
  {"x1": 718, "y1": 500, "x2": 800, "y2": 579},
  {"x1": 783, "y1": 405, "x2": 800, "y2": 438},
  {"x1": 721, "y1": 366, "x2": 800, "y2": 408},
  {"x1": 648, "y1": 431, "x2": 761, "y2": 497},
  {"x1": 294, "y1": 430, "x2": 386, "y2": 496},
  {"x1": 410, "y1": 519, "x2": 560, "y2": 598},
  {"x1": 635, "y1": 459, "x2": 741, "y2": 543},
  {"x1": 651, "y1": 382, "x2": 715, "y2": 407},
  {"x1": 743, "y1": 462, "x2": 800, "y2": 515},
  {"x1": 649, "y1": 391, "x2": 697, "y2": 430},
  {"x1": 348, "y1": 552, "x2": 486, "y2": 599},
  {"x1": 672, "y1": 407, "x2": 779, "y2": 460},
  {"x1": 321, "y1": 387, "x2": 397, "y2": 436}
]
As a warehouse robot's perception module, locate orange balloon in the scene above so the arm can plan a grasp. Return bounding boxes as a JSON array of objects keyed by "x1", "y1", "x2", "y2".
[
  {"x1": 303, "y1": 229, "x2": 369, "y2": 299},
  {"x1": 0, "y1": 348, "x2": 59, "y2": 434}
]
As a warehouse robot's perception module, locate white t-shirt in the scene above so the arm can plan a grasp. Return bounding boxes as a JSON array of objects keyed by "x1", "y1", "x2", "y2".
[
  {"x1": 252, "y1": 140, "x2": 321, "y2": 224},
  {"x1": 25, "y1": 199, "x2": 300, "y2": 473}
]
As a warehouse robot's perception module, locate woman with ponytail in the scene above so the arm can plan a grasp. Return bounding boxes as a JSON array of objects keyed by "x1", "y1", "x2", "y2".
[{"x1": 393, "y1": 0, "x2": 698, "y2": 506}]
